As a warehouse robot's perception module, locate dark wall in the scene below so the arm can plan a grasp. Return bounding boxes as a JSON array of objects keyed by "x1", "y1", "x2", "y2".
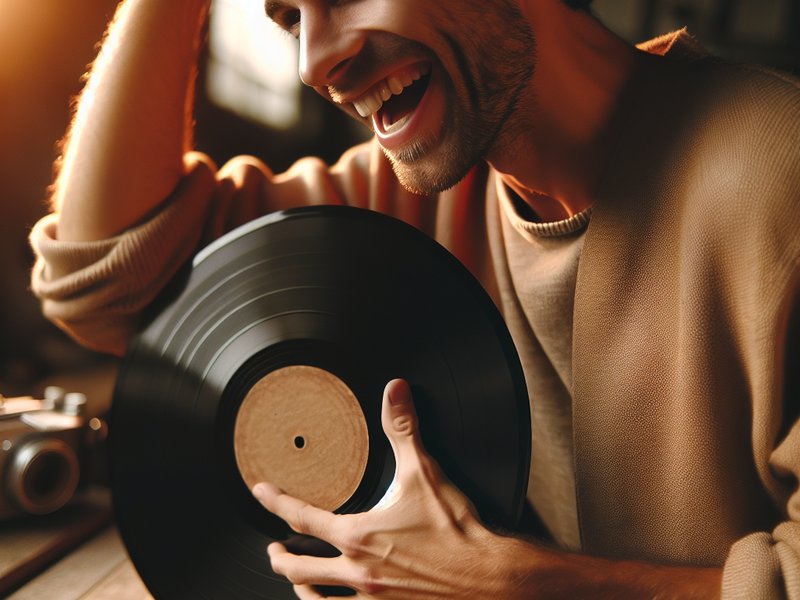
[
  {"x1": 594, "y1": 0, "x2": 800, "y2": 73},
  {"x1": 0, "y1": 0, "x2": 122, "y2": 392}
]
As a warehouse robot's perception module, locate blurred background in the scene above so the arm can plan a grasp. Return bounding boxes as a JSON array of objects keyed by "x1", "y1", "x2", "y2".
[{"x1": 0, "y1": 0, "x2": 798, "y2": 397}]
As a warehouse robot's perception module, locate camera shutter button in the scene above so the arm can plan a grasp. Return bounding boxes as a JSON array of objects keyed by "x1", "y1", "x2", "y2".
[{"x1": 62, "y1": 393, "x2": 87, "y2": 416}]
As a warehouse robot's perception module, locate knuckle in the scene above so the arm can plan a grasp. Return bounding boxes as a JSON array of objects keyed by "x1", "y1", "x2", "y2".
[
  {"x1": 392, "y1": 413, "x2": 416, "y2": 435},
  {"x1": 285, "y1": 570, "x2": 305, "y2": 585},
  {"x1": 292, "y1": 503, "x2": 315, "y2": 534},
  {"x1": 355, "y1": 565, "x2": 384, "y2": 595},
  {"x1": 276, "y1": 561, "x2": 313, "y2": 587},
  {"x1": 269, "y1": 554, "x2": 290, "y2": 578}
]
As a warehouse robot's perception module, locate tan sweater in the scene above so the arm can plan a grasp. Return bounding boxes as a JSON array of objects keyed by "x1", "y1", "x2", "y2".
[{"x1": 30, "y1": 31, "x2": 800, "y2": 598}]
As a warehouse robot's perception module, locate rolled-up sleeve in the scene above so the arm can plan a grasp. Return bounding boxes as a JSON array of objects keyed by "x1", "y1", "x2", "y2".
[
  {"x1": 721, "y1": 415, "x2": 800, "y2": 599},
  {"x1": 28, "y1": 143, "x2": 384, "y2": 356},
  {"x1": 30, "y1": 153, "x2": 217, "y2": 356}
]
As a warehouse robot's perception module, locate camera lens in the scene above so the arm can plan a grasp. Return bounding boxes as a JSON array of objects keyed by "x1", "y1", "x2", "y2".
[{"x1": 6, "y1": 439, "x2": 80, "y2": 515}]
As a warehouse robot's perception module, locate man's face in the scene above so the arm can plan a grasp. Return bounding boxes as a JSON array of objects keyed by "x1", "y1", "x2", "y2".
[{"x1": 267, "y1": 0, "x2": 537, "y2": 195}]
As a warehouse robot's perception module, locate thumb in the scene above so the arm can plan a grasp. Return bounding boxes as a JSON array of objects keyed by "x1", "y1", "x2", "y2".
[
  {"x1": 381, "y1": 379, "x2": 426, "y2": 464},
  {"x1": 379, "y1": 380, "x2": 466, "y2": 512}
]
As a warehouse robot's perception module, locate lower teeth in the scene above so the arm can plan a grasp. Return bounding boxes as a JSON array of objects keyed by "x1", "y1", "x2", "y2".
[{"x1": 384, "y1": 112, "x2": 412, "y2": 134}]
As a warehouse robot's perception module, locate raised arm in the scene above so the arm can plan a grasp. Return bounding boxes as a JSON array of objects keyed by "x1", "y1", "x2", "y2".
[{"x1": 53, "y1": 0, "x2": 210, "y2": 242}]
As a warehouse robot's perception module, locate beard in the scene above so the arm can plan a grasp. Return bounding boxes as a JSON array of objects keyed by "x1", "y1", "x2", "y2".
[{"x1": 383, "y1": 1, "x2": 537, "y2": 196}]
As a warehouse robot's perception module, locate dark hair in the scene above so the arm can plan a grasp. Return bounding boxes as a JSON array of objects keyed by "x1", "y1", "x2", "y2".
[{"x1": 563, "y1": 0, "x2": 593, "y2": 9}]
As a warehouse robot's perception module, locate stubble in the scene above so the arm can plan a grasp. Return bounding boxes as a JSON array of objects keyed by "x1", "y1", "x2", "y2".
[{"x1": 386, "y1": 0, "x2": 537, "y2": 195}]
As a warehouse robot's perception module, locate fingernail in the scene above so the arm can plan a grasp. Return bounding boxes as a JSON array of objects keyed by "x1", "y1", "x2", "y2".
[
  {"x1": 252, "y1": 483, "x2": 265, "y2": 498},
  {"x1": 389, "y1": 380, "x2": 410, "y2": 405}
]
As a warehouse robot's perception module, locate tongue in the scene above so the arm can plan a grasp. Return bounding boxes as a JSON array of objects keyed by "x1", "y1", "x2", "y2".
[{"x1": 379, "y1": 74, "x2": 430, "y2": 130}]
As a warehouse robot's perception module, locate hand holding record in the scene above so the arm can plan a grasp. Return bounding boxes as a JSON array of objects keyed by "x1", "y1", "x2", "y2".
[{"x1": 254, "y1": 379, "x2": 526, "y2": 600}]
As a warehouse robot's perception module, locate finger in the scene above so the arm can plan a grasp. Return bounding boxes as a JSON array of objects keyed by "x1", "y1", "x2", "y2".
[
  {"x1": 293, "y1": 584, "x2": 323, "y2": 600},
  {"x1": 268, "y1": 543, "x2": 362, "y2": 590},
  {"x1": 380, "y1": 379, "x2": 435, "y2": 475},
  {"x1": 253, "y1": 482, "x2": 340, "y2": 541},
  {"x1": 380, "y1": 380, "x2": 475, "y2": 514},
  {"x1": 294, "y1": 584, "x2": 365, "y2": 600}
]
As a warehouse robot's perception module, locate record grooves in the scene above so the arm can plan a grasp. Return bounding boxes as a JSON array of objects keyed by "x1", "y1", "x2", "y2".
[{"x1": 111, "y1": 206, "x2": 530, "y2": 600}]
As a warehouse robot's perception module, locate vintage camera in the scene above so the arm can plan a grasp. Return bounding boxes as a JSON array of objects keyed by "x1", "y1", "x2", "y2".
[{"x1": 0, "y1": 387, "x2": 106, "y2": 520}]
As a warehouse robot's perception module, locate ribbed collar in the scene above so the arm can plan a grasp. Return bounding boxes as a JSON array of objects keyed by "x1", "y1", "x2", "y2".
[{"x1": 496, "y1": 177, "x2": 593, "y2": 241}]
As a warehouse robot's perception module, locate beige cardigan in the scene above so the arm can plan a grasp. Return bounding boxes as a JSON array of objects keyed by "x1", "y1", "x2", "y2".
[{"x1": 30, "y1": 32, "x2": 800, "y2": 598}]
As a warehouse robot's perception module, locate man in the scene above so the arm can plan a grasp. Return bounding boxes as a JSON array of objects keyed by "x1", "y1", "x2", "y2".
[{"x1": 29, "y1": 0, "x2": 800, "y2": 598}]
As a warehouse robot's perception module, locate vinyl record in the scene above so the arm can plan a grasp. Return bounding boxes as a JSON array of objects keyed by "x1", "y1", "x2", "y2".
[{"x1": 111, "y1": 205, "x2": 530, "y2": 600}]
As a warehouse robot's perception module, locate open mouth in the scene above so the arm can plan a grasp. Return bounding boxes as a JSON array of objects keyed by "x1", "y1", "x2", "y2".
[
  {"x1": 351, "y1": 62, "x2": 432, "y2": 133},
  {"x1": 377, "y1": 74, "x2": 431, "y2": 132}
]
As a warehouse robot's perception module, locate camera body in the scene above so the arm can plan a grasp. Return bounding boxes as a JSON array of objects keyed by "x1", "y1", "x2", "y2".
[{"x1": 0, "y1": 389, "x2": 99, "y2": 520}]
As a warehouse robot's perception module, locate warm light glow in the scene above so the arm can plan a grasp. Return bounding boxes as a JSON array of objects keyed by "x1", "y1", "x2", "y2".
[{"x1": 207, "y1": 0, "x2": 301, "y2": 130}]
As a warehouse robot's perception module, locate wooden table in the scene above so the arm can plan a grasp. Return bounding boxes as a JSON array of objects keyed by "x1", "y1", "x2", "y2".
[
  {"x1": 1, "y1": 487, "x2": 153, "y2": 600},
  {"x1": 6, "y1": 526, "x2": 153, "y2": 600}
]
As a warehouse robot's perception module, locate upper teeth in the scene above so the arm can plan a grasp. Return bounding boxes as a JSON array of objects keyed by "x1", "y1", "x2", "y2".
[{"x1": 352, "y1": 63, "x2": 431, "y2": 119}]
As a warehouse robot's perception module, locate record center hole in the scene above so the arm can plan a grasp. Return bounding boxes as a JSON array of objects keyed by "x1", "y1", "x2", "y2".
[{"x1": 294, "y1": 436, "x2": 306, "y2": 449}]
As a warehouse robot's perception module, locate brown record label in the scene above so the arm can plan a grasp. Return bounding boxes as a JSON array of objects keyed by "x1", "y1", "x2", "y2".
[{"x1": 233, "y1": 365, "x2": 369, "y2": 512}]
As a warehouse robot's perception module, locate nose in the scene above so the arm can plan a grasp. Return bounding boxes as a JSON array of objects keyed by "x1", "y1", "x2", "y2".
[{"x1": 298, "y1": 3, "x2": 365, "y2": 87}]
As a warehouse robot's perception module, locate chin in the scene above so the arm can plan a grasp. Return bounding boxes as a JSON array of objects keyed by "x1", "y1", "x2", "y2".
[{"x1": 385, "y1": 146, "x2": 477, "y2": 196}]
